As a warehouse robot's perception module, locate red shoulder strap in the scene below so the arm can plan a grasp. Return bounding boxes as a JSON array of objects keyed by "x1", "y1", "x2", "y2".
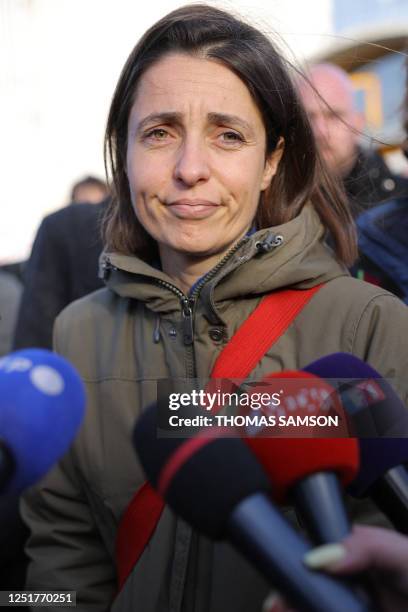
[
  {"x1": 211, "y1": 285, "x2": 323, "y2": 378},
  {"x1": 115, "y1": 284, "x2": 324, "y2": 590},
  {"x1": 116, "y1": 483, "x2": 164, "y2": 590}
]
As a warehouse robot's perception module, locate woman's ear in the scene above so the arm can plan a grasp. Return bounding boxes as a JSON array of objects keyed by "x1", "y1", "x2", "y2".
[{"x1": 261, "y1": 137, "x2": 285, "y2": 190}]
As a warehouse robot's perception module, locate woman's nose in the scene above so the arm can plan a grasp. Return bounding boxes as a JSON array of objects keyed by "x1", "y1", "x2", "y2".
[{"x1": 173, "y1": 138, "x2": 211, "y2": 186}]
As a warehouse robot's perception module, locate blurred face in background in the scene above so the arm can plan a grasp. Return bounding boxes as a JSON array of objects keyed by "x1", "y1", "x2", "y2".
[
  {"x1": 72, "y1": 183, "x2": 108, "y2": 205},
  {"x1": 126, "y1": 53, "x2": 282, "y2": 269},
  {"x1": 299, "y1": 64, "x2": 364, "y2": 178}
]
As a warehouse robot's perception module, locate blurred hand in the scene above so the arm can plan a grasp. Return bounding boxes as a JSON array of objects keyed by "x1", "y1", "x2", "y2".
[{"x1": 262, "y1": 525, "x2": 408, "y2": 612}]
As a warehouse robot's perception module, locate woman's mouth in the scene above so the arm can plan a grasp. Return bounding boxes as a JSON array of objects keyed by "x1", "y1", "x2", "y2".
[{"x1": 166, "y1": 199, "x2": 220, "y2": 219}]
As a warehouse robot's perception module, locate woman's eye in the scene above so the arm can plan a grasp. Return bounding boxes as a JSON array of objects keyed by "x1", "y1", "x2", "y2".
[
  {"x1": 145, "y1": 128, "x2": 169, "y2": 140},
  {"x1": 219, "y1": 131, "x2": 244, "y2": 144}
]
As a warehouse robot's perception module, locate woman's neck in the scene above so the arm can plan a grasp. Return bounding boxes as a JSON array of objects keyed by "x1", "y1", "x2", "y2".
[{"x1": 159, "y1": 248, "x2": 222, "y2": 296}]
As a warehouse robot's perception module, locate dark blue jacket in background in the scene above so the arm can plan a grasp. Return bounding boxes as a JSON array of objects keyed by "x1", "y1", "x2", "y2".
[{"x1": 13, "y1": 199, "x2": 107, "y2": 350}]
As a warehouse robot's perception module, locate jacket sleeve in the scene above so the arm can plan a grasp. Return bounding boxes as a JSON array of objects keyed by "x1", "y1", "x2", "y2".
[
  {"x1": 13, "y1": 215, "x2": 70, "y2": 350},
  {"x1": 20, "y1": 455, "x2": 117, "y2": 611},
  {"x1": 20, "y1": 315, "x2": 117, "y2": 611},
  {"x1": 351, "y1": 292, "x2": 408, "y2": 406}
]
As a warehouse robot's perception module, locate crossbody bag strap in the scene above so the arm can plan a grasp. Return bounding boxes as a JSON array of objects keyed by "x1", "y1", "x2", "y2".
[{"x1": 211, "y1": 285, "x2": 323, "y2": 378}]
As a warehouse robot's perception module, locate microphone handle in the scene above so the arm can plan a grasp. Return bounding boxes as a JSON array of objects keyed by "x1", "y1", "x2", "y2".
[
  {"x1": 227, "y1": 493, "x2": 376, "y2": 612},
  {"x1": 0, "y1": 440, "x2": 15, "y2": 493},
  {"x1": 291, "y1": 471, "x2": 350, "y2": 544},
  {"x1": 292, "y1": 471, "x2": 379, "y2": 608},
  {"x1": 370, "y1": 465, "x2": 408, "y2": 534}
]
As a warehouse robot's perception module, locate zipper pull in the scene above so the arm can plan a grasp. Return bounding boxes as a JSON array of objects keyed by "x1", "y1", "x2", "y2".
[{"x1": 181, "y1": 297, "x2": 194, "y2": 345}]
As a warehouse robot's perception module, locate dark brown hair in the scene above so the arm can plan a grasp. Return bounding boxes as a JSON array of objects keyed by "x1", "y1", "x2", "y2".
[{"x1": 104, "y1": 3, "x2": 357, "y2": 264}]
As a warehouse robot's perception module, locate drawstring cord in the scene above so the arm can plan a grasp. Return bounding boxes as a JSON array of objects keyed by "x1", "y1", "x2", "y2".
[{"x1": 153, "y1": 315, "x2": 161, "y2": 344}]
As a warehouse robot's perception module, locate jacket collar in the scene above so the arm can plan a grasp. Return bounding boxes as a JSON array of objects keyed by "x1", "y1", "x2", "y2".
[{"x1": 100, "y1": 204, "x2": 348, "y2": 314}]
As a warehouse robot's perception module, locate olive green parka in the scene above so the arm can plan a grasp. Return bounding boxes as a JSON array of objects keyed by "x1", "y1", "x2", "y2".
[{"x1": 22, "y1": 205, "x2": 408, "y2": 611}]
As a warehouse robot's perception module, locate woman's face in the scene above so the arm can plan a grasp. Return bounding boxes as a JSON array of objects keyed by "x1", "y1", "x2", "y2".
[{"x1": 126, "y1": 53, "x2": 282, "y2": 264}]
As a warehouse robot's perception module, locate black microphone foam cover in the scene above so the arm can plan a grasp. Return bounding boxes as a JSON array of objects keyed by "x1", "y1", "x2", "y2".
[
  {"x1": 304, "y1": 352, "x2": 408, "y2": 437},
  {"x1": 304, "y1": 353, "x2": 408, "y2": 497},
  {"x1": 134, "y1": 403, "x2": 271, "y2": 538}
]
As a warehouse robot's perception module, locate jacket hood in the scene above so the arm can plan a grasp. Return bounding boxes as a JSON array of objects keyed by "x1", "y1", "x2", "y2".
[{"x1": 100, "y1": 204, "x2": 348, "y2": 314}]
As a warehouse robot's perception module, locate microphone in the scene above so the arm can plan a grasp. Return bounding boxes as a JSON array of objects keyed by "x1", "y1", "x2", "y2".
[
  {"x1": 246, "y1": 437, "x2": 358, "y2": 543},
  {"x1": 304, "y1": 353, "x2": 408, "y2": 438},
  {"x1": 304, "y1": 352, "x2": 408, "y2": 534},
  {"x1": 0, "y1": 349, "x2": 86, "y2": 495},
  {"x1": 244, "y1": 370, "x2": 358, "y2": 544},
  {"x1": 133, "y1": 403, "x2": 374, "y2": 612}
]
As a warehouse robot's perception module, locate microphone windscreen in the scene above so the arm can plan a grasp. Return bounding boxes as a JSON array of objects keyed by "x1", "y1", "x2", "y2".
[
  {"x1": 0, "y1": 349, "x2": 85, "y2": 494},
  {"x1": 303, "y1": 353, "x2": 408, "y2": 496},
  {"x1": 243, "y1": 370, "x2": 359, "y2": 503},
  {"x1": 133, "y1": 403, "x2": 271, "y2": 538},
  {"x1": 304, "y1": 353, "x2": 375, "y2": 380},
  {"x1": 304, "y1": 352, "x2": 408, "y2": 437}
]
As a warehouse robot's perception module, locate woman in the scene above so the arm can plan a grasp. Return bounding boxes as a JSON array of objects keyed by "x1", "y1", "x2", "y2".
[{"x1": 22, "y1": 4, "x2": 408, "y2": 611}]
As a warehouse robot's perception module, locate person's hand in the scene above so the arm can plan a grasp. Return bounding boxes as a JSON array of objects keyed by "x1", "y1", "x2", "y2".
[
  {"x1": 307, "y1": 525, "x2": 408, "y2": 612},
  {"x1": 262, "y1": 525, "x2": 408, "y2": 612}
]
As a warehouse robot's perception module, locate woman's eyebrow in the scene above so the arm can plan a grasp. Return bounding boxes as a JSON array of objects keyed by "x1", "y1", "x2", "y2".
[
  {"x1": 207, "y1": 112, "x2": 254, "y2": 134},
  {"x1": 135, "y1": 111, "x2": 254, "y2": 135},
  {"x1": 136, "y1": 112, "x2": 183, "y2": 132}
]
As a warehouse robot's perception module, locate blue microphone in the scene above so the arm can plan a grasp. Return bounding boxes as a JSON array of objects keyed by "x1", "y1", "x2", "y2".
[
  {"x1": 304, "y1": 353, "x2": 408, "y2": 533},
  {"x1": 0, "y1": 349, "x2": 86, "y2": 495}
]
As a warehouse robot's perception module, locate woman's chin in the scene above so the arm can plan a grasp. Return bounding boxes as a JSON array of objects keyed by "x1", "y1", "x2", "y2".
[{"x1": 168, "y1": 240, "x2": 232, "y2": 260}]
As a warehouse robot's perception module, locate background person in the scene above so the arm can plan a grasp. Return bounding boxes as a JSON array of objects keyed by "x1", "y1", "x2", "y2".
[
  {"x1": 4, "y1": 198, "x2": 108, "y2": 604},
  {"x1": 21, "y1": 5, "x2": 408, "y2": 611},
  {"x1": 13, "y1": 198, "x2": 107, "y2": 350},
  {"x1": 298, "y1": 62, "x2": 408, "y2": 297},
  {"x1": 0, "y1": 270, "x2": 24, "y2": 607},
  {"x1": 70, "y1": 174, "x2": 109, "y2": 205},
  {"x1": 298, "y1": 63, "x2": 408, "y2": 217}
]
